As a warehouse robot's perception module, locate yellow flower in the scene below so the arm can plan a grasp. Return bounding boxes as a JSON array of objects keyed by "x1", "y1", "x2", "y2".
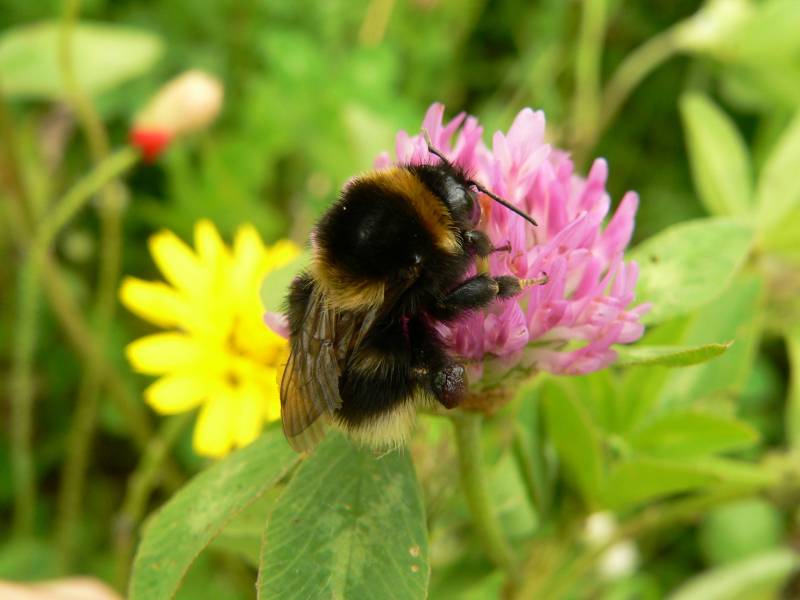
[{"x1": 120, "y1": 220, "x2": 298, "y2": 457}]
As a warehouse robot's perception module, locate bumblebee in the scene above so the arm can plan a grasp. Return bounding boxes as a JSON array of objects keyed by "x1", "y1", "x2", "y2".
[{"x1": 280, "y1": 139, "x2": 539, "y2": 452}]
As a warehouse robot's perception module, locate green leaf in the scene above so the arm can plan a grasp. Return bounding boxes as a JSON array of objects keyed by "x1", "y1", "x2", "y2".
[
  {"x1": 629, "y1": 218, "x2": 753, "y2": 325},
  {"x1": 617, "y1": 364, "x2": 672, "y2": 434},
  {"x1": 0, "y1": 21, "x2": 163, "y2": 99},
  {"x1": 0, "y1": 539, "x2": 58, "y2": 580},
  {"x1": 786, "y1": 329, "x2": 800, "y2": 449},
  {"x1": 628, "y1": 411, "x2": 759, "y2": 459},
  {"x1": 759, "y1": 205, "x2": 800, "y2": 260},
  {"x1": 615, "y1": 318, "x2": 692, "y2": 432},
  {"x1": 571, "y1": 371, "x2": 619, "y2": 434},
  {"x1": 258, "y1": 433, "x2": 429, "y2": 600},
  {"x1": 757, "y1": 110, "x2": 800, "y2": 232},
  {"x1": 689, "y1": 457, "x2": 777, "y2": 488},
  {"x1": 667, "y1": 548, "x2": 800, "y2": 600},
  {"x1": 129, "y1": 427, "x2": 299, "y2": 600},
  {"x1": 602, "y1": 458, "x2": 716, "y2": 509},
  {"x1": 209, "y1": 486, "x2": 285, "y2": 568},
  {"x1": 541, "y1": 380, "x2": 604, "y2": 501},
  {"x1": 605, "y1": 454, "x2": 775, "y2": 509},
  {"x1": 514, "y1": 387, "x2": 555, "y2": 517},
  {"x1": 716, "y1": 0, "x2": 800, "y2": 67},
  {"x1": 700, "y1": 499, "x2": 784, "y2": 566},
  {"x1": 614, "y1": 342, "x2": 732, "y2": 368},
  {"x1": 658, "y1": 274, "x2": 763, "y2": 410},
  {"x1": 680, "y1": 93, "x2": 753, "y2": 217},
  {"x1": 260, "y1": 249, "x2": 311, "y2": 313}
]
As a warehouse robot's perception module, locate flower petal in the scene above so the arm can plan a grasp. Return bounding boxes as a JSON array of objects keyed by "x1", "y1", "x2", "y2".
[
  {"x1": 193, "y1": 393, "x2": 234, "y2": 457},
  {"x1": 194, "y1": 219, "x2": 229, "y2": 271},
  {"x1": 235, "y1": 386, "x2": 263, "y2": 448},
  {"x1": 261, "y1": 369, "x2": 282, "y2": 422},
  {"x1": 119, "y1": 277, "x2": 188, "y2": 329},
  {"x1": 263, "y1": 312, "x2": 290, "y2": 339},
  {"x1": 263, "y1": 239, "x2": 300, "y2": 269},
  {"x1": 125, "y1": 333, "x2": 211, "y2": 375},
  {"x1": 148, "y1": 229, "x2": 205, "y2": 296},
  {"x1": 144, "y1": 374, "x2": 211, "y2": 414},
  {"x1": 232, "y1": 223, "x2": 265, "y2": 290}
]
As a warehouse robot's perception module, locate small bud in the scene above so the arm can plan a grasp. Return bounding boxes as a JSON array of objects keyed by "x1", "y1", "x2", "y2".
[
  {"x1": 130, "y1": 70, "x2": 224, "y2": 161},
  {"x1": 675, "y1": 0, "x2": 752, "y2": 55},
  {"x1": 583, "y1": 512, "x2": 639, "y2": 581}
]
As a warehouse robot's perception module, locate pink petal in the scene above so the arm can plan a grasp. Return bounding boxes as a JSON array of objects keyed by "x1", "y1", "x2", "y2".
[{"x1": 263, "y1": 312, "x2": 290, "y2": 339}]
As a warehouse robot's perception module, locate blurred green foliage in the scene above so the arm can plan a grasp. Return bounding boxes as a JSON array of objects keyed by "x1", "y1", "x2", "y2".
[{"x1": 3, "y1": 0, "x2": 800, "y2": 599}]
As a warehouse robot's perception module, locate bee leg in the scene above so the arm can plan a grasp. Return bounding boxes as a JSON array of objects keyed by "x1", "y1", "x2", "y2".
[
  {"x1": 431, "y1": 273, "x2": 506, "y2": 320},
  {"x1": 464, "y1": 230, "x2": 511, "y2": 257},
  {"x1": 495, "y1": 272, "x2": 549, "y2": 298},
  {"x1": 431, "y1": 363, "x2": 466, "y2": 408},
  {"x1": 407, "y1": 316, "x2": 467, "y2": 409}
]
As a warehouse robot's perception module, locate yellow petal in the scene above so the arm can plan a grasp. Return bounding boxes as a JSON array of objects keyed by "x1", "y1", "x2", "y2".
[
  {"x1": 144, "y1": 374, "x2": 211, "y2": 414},
  {"x1": 125, "y1": 333, "x2": 209, "y2": 375},
  {"x1": 119, "y1": 277, "x2": 188, "y2": 329},
  {"x1": 148, "y1": 229, "x2": 206, "y2": 296},
  {"x1": 193, "y1": 393, "x2": 234, "y2": 457},
  {"x1": 263, "y1": 239, "x2": 300, "y2": 270},
  {"x1": 194, "y1": 219, "x2": 229, "y2": 271},
  {"x1": 231, "y1": 224, "x2": 265, "y2": 297},
  {"x1": 261, "y1": 368, "x2": 282, "y2": 422},
  {"x1": 235, "y1": 387, "x2": 263, "y2": 448}
]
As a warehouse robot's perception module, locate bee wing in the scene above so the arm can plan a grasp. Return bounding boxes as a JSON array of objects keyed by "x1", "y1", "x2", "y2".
[
  {"x1": 280, "y1": 287, "x2": 380, "y2": 453},
  {"x1": 280, "y1": 288, "x2": 341, "y2": 452}
]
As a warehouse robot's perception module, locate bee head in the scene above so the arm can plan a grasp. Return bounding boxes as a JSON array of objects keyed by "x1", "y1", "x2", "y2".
[
  {"x1": 439, "y1": 170, "x2": 482, "y2": 229},
  {"x1": 422, "y1": 129, "x2": 537, "y2": 229}
]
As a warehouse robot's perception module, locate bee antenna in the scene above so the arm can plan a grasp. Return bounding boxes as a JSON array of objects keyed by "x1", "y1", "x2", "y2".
[
  {"x1": 468, "y1": 179, "x2": 538, "y2": 227},
  {"x1": 422, "y1": 127, "x2": 538, "y2": 228},
  {"x1": 421, "y1": 128, "x2": 451, "y2": 165}
]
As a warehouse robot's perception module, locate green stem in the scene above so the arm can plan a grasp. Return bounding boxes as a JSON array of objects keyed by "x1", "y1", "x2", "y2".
[
  {"x1": 512, "y1": 422, "x2": 551, "y2": 518},
  {"x1": 785, "y1": 330, "x2": 800, "y2": 448},
  {"x1": 524, "y1": 485, "x2": 762, "y2": 599},
  {"x1": 32, "y1": 146, "x2": 137, "y2": 263},
  {"x1": 37, "y1": 256, "x2": 184, "y2": 491},
  {"x1": 38, "y1": 256, "x2": 155, "y2": 451},
  {"x1": 2, "y1": 88, "x2": 39, "y2": 538},
  {"x1": 599, "y1": 26, "x2": 680, "y2": 139},
  {"x1": 10, "y1": 257, "x2": 41, "y2": 537},
  {"x1": 358, "y1": 0, "x2": 396, "y2": 46},
  {"x1": 6, "y1": 145, "x2": 145, "y2": 540},
  {"x1": 58, "y1": 0, "x2": 111, "y2": 160},
  {"x1": 571, "y1": 0, "x2": 608, "y2": 166},
  {"x1": 114, "y1": 414, "x2": 192, "y2": 590},
  {"x1": 451, "y1": 412, "x2": 518, "y2": 579},
  {"x1": 2, "y1": 103, "x2": 182, "y2": 493},
  {"x1": 0, "y1": 91, "x2": 31, "y2": 220},
  {"x1": 55, "y1": 0, "x2": 129, "y2": 569},
  {"x1": 571, "y1": 21, "x2": 680, "y2": 162}
]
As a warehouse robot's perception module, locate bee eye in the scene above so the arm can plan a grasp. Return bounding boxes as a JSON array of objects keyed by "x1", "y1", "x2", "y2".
[{"x1": 467, "y1": 190, "x2": 481, "y2": 226}]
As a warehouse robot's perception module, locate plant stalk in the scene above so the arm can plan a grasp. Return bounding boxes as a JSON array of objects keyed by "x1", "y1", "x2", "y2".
[
  {"x1": 512, "y1": 422, "x2": 551, "y2": 518},
  {"x1": 571, "y1": 0, "x2": 608, "y2": 167},
  {"x1": 10, "y1": 257, "x2": 41, "y2": 537},
  {"x1": 55, "y1": 0, "x2": 131, "y2": 569},
  {"x1": 114, "y1": 414, "x2": 192, "y2": 590},
  {"x1": 1, "y1": 134, "x2": 183, "y2": 491},
  {"x1": 522, "y1": 485, "x2": 764, "y2": 599},
  {"x1": 6, "y1": 145, "x2": 138, "y2": 540},
  {"x1": 451, "y1": 412, "x2": 518, "y2": 580},
  {"x1": 600, "y1": 26, "x2": 680, "y2": 133}
]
